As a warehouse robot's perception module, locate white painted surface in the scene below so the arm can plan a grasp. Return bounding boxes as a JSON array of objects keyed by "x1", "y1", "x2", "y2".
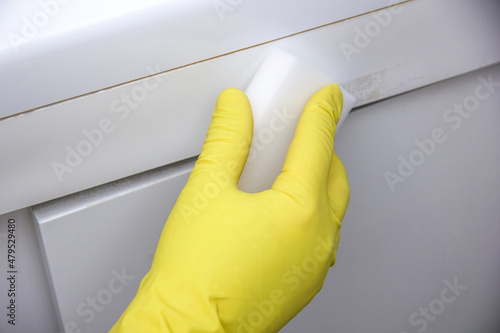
[
  {"x1": 32, "y1": 159, "x2": 194, "y2": 333},
  {"x1": 27, "y1": 64, "x2": 500, "y2": 333},
  {"x1": 0, "y1": 0, "x2": 405, "y2": 117},
  {"x1": 1, "y1": 0, "x2": 499, "y2": 216},
  {"x1": 0, "y1": 209, "x2": 60, "y2": 333},
  {"x1": 282, "y1": 64, "x2": 500, "y2": 333},
  {"x1": 0, "y1": 0, "x2": 499, "y2": 331}
]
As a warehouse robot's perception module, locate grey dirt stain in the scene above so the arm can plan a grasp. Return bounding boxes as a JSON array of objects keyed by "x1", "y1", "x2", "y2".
[{"x1": 341, "y1": 69, "x2": 388, "y2": 105}]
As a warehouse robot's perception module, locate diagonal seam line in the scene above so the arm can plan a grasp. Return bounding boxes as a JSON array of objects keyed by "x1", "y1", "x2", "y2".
[{"x1": 0, "y1": 0, "x2": 415, "y2": 122}]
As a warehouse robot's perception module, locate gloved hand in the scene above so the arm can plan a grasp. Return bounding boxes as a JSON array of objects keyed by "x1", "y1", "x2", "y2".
[{"x1": 110, "y1": 84, "x2": 350, "y2": 333}]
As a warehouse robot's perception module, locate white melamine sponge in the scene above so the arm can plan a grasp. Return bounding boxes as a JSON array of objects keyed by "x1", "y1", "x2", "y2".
[{"x1": 239, "y1": 48, "x2": 356, "y2": 193}]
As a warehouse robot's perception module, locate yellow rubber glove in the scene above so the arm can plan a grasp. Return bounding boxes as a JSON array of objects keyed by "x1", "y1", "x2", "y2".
[{"x1": 110, "y1": 84, "x2": 350, "y2": 333}]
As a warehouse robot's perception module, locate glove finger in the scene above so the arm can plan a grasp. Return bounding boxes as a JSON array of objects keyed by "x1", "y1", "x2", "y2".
[
  {"x1": 328, "y1": 151, "x2": 350, "y2": 223},
  {"x1": 190, "y1": 88, "x2": 253, "y2": 188},
  {"x1": 272, "y1": 84, "x2": 344, "y2": 200}
]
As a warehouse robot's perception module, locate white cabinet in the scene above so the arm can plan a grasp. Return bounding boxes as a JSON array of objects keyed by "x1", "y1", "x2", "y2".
[
  {"x1": 282, "y1": 63, "x2": 500, "y2": 333},
  {"x1": 32, "y1": 159, "x2": 194, "y2": 332},
  {"x1": 0, "y1": 0, "x2": 499, "y2": 332}
]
